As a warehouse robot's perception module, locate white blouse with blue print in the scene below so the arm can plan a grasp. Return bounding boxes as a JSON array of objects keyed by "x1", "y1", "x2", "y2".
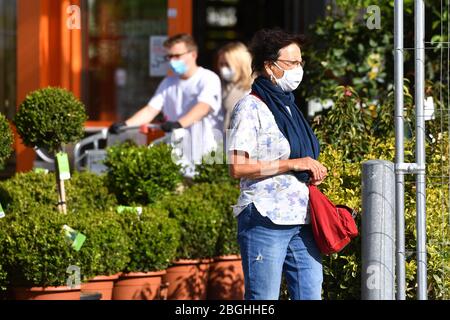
[{"x1": 227, "y1": 94, "x2": 310, "y2": 225}]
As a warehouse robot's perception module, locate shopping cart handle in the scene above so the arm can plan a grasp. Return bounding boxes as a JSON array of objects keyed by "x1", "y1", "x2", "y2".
[
  {"x1": 116, "y1": 123, "x2": 162, "y2": 134},
  {"x1": 139, "y1": 124, "x2": 162, "y2": 134}
]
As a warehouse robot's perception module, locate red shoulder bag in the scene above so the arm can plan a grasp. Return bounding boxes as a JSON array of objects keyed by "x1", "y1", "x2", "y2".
[{"x1": 308, "y1": 185, "x2": 359, "y2": 255}]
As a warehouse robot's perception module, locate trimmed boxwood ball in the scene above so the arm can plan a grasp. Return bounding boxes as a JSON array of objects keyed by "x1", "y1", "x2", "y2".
[
  {"x1": 0, "y1": 225, "x2": 8, "y2": 292},
  {"x1": 117, "y1": 206, "x2": 180, "y2": 273},
  {"x1": 1, "y1": 206, "x2": 85, "y2": 287},
  {"x1": 0, "y1": 113, "x2": 13, "y2": 170},
  {"x1": 0, "y1": 171, "x2": 117, "y2": 217},
  {"x1": 74, "y1": 210, "x2": 131, "y2": 281},
  {"x1": 14, "y1": 87, "x2": 87, "y2": 154},
  {"x1": 193, "y1": 145, "x2": 239, "y2": 186},
  {"x1": 158, "y1": 185, "x2": 223, "y2": 260},
  {"x1": 193, "y1": 183, "x2": 240, "y2": 257},
  {"x1": 104, "y1": 142, "x2": 183, "y2": 206},
  {"x1": 65, "y1": 172, "x2": 118, "y2": 213}
]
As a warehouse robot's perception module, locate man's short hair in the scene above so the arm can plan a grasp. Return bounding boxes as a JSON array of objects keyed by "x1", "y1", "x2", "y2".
[{"x1": 164, "y1": 33, "x2": 198, "y2": 52}]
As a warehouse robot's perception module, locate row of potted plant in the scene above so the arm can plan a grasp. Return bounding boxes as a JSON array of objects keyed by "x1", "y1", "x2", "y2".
[
  {"x1": 0, "y1": 170, "x2": 242, "y2": 300},
  {"x1": 0, "y1": 87, "x2": 244, "y2": 300}
]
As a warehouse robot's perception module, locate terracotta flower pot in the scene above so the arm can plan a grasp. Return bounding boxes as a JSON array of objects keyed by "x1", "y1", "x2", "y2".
[
  {"x1": 81, "y1": 273, "x2": 121, "y2": 300},
  {"x1": 112, "y1": 271, "x2": 166, "y2": 300},
  {"x1": 13, "y1": 286, "x2": 81, "y2": 300},
  {"x1": 207, "y1": 255, "x2": 245, "y2": 300},
  {"x1": 162, "y1": 259, "x2": 201, "y2": 300},
  {"x1": 197, "y1": 258, "x2": 213, "y2": 300}
]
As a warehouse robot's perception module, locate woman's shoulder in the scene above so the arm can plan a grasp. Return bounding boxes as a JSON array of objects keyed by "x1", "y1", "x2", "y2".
[
  {"x1": 228, "y1": 95, "x2": 262, "y2": 127},
  {"x1": 234, "y1": 94, "x2": 266, "y2": 114}
]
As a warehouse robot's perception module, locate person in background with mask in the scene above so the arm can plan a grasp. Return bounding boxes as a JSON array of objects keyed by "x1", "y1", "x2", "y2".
[
  {"x1": 109, "y1": 33, "x2": 222, "y2": 177},
  {"x1": 216, "y1": 42, "x2": 253, "y2": 131},
  {"x1": 227, "y1": 28, "x2": 327, "y2": 300}
]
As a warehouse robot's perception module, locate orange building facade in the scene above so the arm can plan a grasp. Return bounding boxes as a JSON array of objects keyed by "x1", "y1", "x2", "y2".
[
  {"x1": 12, "y1": 0, "x2": 192, "y2": 172},
  {"x1": 2, "y1": 0, "x2": 326, "y2": 173}
]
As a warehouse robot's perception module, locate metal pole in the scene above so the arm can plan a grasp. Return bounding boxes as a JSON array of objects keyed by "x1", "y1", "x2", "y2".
[
  {"x1": 362, "y1": 161, "x2": 396, "y2": 300},
  {"x1": 394, "y1": 0, "x2": 406, "y2": 300},
  {"x1": 414, "y1": 0, "x2": 428, "y2": 300}
]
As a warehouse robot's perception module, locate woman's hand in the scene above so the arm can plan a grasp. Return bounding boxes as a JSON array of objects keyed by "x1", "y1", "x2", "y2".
[
  {"x1": 310, "y1": 177, "x2": 326, "y2": 186},
  {"x1": 289, "y1": 157, "x2": 328, "y2": 182}
]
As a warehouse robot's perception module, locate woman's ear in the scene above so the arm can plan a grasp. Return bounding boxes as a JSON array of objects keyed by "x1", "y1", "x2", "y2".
[
  {"x1": 264, "y1": 61, "x2": 273, "y2": 76},
  {"x1": 264, "y1": 62, "x2": 276, "y2": 83}
]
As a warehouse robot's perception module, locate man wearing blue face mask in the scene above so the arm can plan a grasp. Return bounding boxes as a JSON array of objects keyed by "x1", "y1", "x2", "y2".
[{"x1": 109, "y1": 34, "x2": 223, "y2": 177}]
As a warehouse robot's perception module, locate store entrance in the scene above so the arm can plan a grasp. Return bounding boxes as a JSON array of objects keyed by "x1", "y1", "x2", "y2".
[
  {"x1": 0, "y1": 0, "x2": 16, "y2": 178},
  {"x1": 193, "y1": 0, "x2": 327, "y2": 69},
  {"x1": 82, "y1": 0, "x2": 168, "y2": 122}
]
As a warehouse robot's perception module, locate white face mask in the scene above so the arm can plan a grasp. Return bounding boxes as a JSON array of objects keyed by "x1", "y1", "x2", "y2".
[
  {"x1": 273, "y1": 62, "x2": 304, "y2": 92},
  {"x1": 220, "y1": 66, "x2": 235, "y2": 82}
]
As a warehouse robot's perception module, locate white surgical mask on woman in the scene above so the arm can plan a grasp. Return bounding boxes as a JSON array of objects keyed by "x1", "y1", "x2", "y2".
[
  {"x1": 273, "y1": 62, "x2": 304, "y2": 92},
  {"x1": 220, "y1": 66, "x2": 235, "y2": 82}
]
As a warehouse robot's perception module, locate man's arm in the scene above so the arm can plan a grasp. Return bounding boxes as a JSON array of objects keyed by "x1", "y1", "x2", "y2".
[
  {"x1": 125, "y1": 105, "x2": 161, "y2": 127},
  {"x1": 177, "y1": 102, "x2": 212, "y2": 128}
]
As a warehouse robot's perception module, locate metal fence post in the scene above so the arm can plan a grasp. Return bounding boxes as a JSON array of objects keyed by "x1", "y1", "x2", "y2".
[
  {"x1": 394, "y1": 0, "x2": 406, "y2": 300},
  {"x1": 414, "y1": 0, "x2": 428, "y2": 300},
  {"x1": 362, "y1": 160, "x2": 396, "y2": 300}
]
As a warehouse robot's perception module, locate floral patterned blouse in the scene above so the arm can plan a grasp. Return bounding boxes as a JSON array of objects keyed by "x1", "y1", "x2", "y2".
[{"x1": 227, "y1": 94, "x2": 310, "y2": 225}]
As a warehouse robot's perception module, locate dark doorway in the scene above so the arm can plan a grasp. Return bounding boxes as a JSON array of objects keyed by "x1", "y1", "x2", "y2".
[{"x1": 193, "y1": 0, "x2": 327, "y2": 70}]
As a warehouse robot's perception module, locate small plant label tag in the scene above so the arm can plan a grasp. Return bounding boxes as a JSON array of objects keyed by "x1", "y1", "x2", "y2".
[
  {"x1": 56, "y1": 152, "x2": 71, "y2": 180},
  {"x1": 116, "y1": 206, "x2": 143, "y2": 216},
  {"x1": 34, "y1": 168, "x2": 49, "y2": 174},
  {"x1": 0, "y1": 202, "x2": 5, "y2": 219},
  {"x1": 62, "y1": 225, "x2": 86, "y2": 251}
]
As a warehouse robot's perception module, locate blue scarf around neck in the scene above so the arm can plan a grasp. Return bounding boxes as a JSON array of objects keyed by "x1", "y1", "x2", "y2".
[{"x1": 251, "y1": 76, "x2": 320, "y2": 183}]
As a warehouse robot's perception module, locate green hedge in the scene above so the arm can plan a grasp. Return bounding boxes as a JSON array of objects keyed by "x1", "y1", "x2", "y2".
[
  {"x1": 104, "y1": 142, "x2": 183, "y2": 206},
  {"x1": 310, "y1": 135, "x2": 450, "y2": 299}
]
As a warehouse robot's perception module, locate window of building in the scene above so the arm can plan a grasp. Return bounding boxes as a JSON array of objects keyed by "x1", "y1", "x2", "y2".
[
  {"x1": 83, "y1": 0, "x2": 168, "y2": 121},
  {"x1": 0, "y1": 0, "x2": 16, "y2": 178},
  {"x1": 0, "y1": 0, "x2": 16, "y2": 120},
  {"x1": 194, "y1": 0, "x2": 327, "y2": 69}
]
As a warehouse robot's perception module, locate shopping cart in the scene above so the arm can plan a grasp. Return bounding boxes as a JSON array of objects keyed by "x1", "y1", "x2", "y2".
[{"x1": 72, "y1": 124, "x2": 169, "y2": 174}]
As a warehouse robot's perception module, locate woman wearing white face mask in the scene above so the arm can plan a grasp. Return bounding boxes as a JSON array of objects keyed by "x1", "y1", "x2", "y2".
[
  {"x1": 227, "y1": 28, "x2": 327, "y2": 300},
  {"x1": 216, "y1": 42, "x2": 253, "y2": 131}
]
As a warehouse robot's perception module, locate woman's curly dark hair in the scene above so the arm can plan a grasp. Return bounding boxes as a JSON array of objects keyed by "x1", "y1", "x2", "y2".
[{"x1": 248, "y1": 28, "x2": 305, "y2": 75}]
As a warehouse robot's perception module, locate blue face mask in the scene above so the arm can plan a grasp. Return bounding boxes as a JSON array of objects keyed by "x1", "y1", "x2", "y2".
[{"x1": 170, "y1": 60, "x2": 189, "y2": 75}]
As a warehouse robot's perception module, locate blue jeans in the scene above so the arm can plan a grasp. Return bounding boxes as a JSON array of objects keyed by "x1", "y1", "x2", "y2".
[{"x1": 237, "y1": 202, "x2": 323, "y2": 300}]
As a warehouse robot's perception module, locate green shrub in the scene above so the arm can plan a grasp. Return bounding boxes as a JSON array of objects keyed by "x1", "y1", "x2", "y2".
[
  {"x1": 0, "y1": 226, "x2": 8, "y2": 292},
  {"x1": 0, "y1": 113, "x2": 13, "y2": 170},
  {"x1": 104, "y1": 142, "x2": 183, "y2": 205},
  {"x1": 194, "y1": 147, "x2": 239, "y2": 186},
  {"x1": 0, "y1": 171, "x2": 56, "y2": 216},
  {"x1": 66, "y1": 172, "x2": 118, "y2": 213},
  {"x1": 117, "y1": 206, "x2": 180, "y2": 273},
  {"x1": 75, "y1": 210, "x2": 131, "y2": 280},
  {"x1": 13, "y1": 87, "x2": 87, "y2": 154},
  {"x1": 1, "y1": 206, "x2": 85, "y2": 287},
  {"x1": 190, "y1": 183, "x2": 240, "y2": 256},
  {"x1": 0, "y1": 171, "x2": 117, "y2": 216},
  {"x1": 312, "y1": 135, "x2": 450, "y2": 299},
  {"x1": 301, "y1": 3, "x2": 393, "y2": 102},
  {"x1": 158, "y1": 185, "x2": 222, "y2": 260}
]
